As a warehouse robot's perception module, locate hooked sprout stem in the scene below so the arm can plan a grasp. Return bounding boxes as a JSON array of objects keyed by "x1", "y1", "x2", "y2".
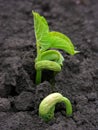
[{"x1": 39, "y1": 93, "x2": 72, "y2": 122}]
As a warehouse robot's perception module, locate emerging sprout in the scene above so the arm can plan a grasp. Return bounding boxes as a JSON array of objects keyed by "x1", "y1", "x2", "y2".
[
  {"x1": 32, "y1": 11, "x2": 79, "y2": 84},
  {"x1": 39, "y1": 93, "x2": 72, "y2": 122}
]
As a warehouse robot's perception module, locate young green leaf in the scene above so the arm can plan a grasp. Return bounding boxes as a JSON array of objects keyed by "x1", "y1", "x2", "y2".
[
  {"x1": 39, "y1": 34, "x2": 51, "y2": 51},
  {"x1": 39, "y1": 93, "x2": 72, "y2": 122},
  {"x1": 32, "y1": 11, "x2": 49, "y2": 42},
  {"x1": 40, "y1": 32, "x2": 77, "y2": 55},
  {"x1": 50, "y1": 31, "x2": 75, "y2": 54}
]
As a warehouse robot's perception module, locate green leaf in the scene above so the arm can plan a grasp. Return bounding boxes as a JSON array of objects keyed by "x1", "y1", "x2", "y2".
[
  {"x1": 40, "y1": 31, "x2": 77, "y2": 55},
  {"x1": 50, "y1": 31, "x2": 72, "y2": 43},
  {"x1": 39, "y1": 34, "x2": 51, "y2": 51},
  {"x1": 32, "y1": 11, "x2": 49, "y2": 42},
  {"x1": 50, "y1": 31, "x2": 75, "y2": 55},
  {"x1": 33, "y1": 12, "x2": 78, "y2": 55},
  {"x1": 40, "y1": 50, "x2": 64, "y2": 66}
]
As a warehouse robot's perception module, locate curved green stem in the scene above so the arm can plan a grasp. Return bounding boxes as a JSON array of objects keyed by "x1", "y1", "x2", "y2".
[{"x1": 62, "y1": 97, "x2": 72, "y2": 116}]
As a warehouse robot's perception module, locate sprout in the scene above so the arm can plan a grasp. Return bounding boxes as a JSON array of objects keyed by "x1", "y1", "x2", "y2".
[
  {"x1": 32, "y1": 11, "x2": 79, "y2": 84},
  {"x1": 39, "y1": 93, "x2": 72, "y2": 122}
]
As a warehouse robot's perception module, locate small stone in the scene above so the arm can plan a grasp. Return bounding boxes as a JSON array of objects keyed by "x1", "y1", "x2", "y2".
[
  {"x1": 87, "y1": 92, "x2": 97, "y2": 101},
  {"x1": 75, "y1": 95, "x2": 88, "y2": 105},
  {"x1": 14, "y1": 91, "x2": 34, "y2": 111},
  {"x1": 0, "y1": 98, "x2": 11, "y2": 111}
]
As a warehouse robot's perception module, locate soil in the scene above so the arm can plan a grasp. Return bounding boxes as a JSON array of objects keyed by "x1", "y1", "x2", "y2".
[{"x1": 0, "y1": 0, "x2": 98, "y2": 130}]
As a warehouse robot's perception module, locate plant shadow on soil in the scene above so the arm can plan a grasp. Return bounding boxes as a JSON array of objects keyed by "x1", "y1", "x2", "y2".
[{"x1": 0, "y1": 0, "x2": 98, "y2": 130}]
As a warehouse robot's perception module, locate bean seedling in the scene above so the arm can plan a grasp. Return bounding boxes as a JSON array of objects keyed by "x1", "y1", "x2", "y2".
[
  {"x1": 32, "y1": 11, "x2": 78, "y2": 84},
  {"x1": 39, "y1": 93, "x2": 72, "y2": 122}
]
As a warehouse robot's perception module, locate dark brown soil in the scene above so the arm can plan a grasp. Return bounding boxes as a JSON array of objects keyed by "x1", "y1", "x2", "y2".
[{"x1": 0, "y1": 0, "x2": 98, "y2": 130}]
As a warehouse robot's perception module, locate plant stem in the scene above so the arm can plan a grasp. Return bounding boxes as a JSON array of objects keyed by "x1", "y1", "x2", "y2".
[
  {"x1": 35, "y1": 42, "x2": 42, "y2": 84},
  {"x1": 36, "y1": 70, "x2": 42, "y2": 84},
  {"x1": 62, "y1": 97, "x2": 72, "y2": 116}
]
